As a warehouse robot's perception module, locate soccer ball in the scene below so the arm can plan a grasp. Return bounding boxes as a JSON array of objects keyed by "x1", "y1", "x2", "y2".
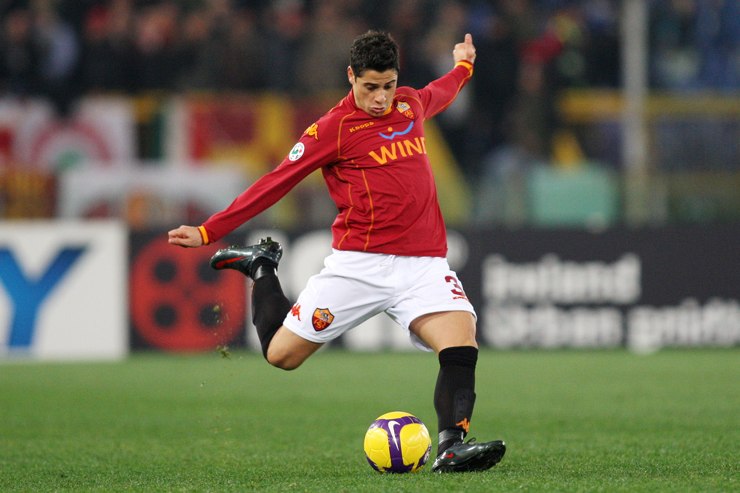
[{"x1": 363, "y1": 411, "x2": 432, "y2": 473}]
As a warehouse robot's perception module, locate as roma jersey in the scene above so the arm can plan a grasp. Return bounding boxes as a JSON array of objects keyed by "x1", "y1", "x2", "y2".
[{"x1": 201, "y1": 61, "x2": 474, "y2": 258}]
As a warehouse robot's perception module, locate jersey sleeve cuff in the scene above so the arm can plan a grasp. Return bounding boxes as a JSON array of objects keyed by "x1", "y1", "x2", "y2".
[
  {"x1": 197, "y1": 225, "x2": 210, "y2": 245},
  {"x1": 455, "y1": 60, "x2": 474, "y2": 76}
]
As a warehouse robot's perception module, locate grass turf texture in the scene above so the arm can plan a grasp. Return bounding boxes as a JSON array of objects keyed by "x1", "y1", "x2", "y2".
[{"x1": 1, "y1": 349, "x2": 737, "y2": 492}]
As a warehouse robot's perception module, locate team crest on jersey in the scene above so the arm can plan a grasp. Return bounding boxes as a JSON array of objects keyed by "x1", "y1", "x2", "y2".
[
  {"x1": 312, "y1": 308, "x2": 335, "y2": 331},
  {"x1": 396, "y1": 101, "x2": 415, "y2": 119},
  {"x1": 304, "y1": 122, "x2": 319, "y2": 140}
]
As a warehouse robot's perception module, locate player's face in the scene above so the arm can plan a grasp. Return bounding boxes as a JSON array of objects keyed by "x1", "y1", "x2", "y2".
[{"x1": 348, "y1": 67, "x2": 398, "y2": 117}]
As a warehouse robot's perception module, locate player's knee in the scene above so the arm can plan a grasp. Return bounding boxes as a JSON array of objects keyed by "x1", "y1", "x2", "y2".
[
  {"x1": 266, "y1": 347, "x2": 304, "y2": 371},
  {"x1": 458, "y1": 326, "x2": 479, "y2": 347}
]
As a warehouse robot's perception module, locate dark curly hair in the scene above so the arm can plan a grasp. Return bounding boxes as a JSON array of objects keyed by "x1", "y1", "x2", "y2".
[{"x1": 349, "y1": 30, "x2": 400, "y2": 77}]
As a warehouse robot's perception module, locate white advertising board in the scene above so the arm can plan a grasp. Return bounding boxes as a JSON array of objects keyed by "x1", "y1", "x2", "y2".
[{"x1": 0, "y1": 221, "x2": 128, "y2": 360}]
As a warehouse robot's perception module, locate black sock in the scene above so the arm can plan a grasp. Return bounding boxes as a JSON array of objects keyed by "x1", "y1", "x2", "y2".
[
  {"x1": 250, "y1": 265, "x2": 291, "y2": 359},
  {"x1": 434, "y1": 346, "x2": 478, "y2": 454}
]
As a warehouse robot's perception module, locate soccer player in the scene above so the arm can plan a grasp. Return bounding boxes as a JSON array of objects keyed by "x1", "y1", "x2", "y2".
[{"x1": 168, "y1": 30, "x2": 505, "y2": 473}]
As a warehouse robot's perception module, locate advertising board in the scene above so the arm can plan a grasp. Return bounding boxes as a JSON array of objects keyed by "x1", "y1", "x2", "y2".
[{"x1": 0, "y1": 221, "x2": 128, "y2": 360}]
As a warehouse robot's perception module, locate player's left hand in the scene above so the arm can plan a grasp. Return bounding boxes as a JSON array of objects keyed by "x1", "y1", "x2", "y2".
[
  {"x1": 453, "y1": 33, "x2": 476, "y2": 65},
  {"x1": 168, "y1": 225, "x2": 204, "y2": 248}
]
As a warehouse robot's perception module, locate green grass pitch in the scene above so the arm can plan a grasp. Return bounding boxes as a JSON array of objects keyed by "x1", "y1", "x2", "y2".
[{"x1": 1, "y1": 349, "x2": 737, "y2": 492}]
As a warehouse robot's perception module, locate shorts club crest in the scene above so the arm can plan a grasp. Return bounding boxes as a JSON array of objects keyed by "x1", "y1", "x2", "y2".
[{"x1": 312, "y1": 308, "x2": 335, "y2": 331}]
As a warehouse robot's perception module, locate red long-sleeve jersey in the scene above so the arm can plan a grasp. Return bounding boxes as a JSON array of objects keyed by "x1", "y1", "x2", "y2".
[{"x1": 201, "y1": 61, "x2": 474, "y2": 258}]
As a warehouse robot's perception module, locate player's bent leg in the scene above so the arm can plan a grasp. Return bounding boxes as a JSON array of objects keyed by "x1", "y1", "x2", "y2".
[{"x1": 265, "y1": 326, "x2": 323, "y2": 371}]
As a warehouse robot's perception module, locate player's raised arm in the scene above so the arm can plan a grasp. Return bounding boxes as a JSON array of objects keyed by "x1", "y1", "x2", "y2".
[
  {"x1": 453, "y1": 33, "x2": 476, "y2": 65},
  {"x1": 418, "y1": 33, "x2": 476, "y2": 118}
]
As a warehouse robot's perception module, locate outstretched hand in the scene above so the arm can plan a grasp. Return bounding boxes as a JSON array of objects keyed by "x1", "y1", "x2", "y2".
[
  {"x1": 168, "y1": 225, "x2": 204, "y2": 248},
  {"x1": 453, "y1": 33, "x2": 476, "y2": 65}
]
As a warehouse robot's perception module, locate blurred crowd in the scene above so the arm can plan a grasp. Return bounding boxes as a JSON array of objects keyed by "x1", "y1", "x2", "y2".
[{"x1": 0, "y1": 0, "x2": 737, "y2": 181}]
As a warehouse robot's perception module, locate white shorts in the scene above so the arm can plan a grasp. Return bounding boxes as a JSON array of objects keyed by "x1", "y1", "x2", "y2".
[{"x1": 282, "y1": 250, "x2": 476, "y2": 350}]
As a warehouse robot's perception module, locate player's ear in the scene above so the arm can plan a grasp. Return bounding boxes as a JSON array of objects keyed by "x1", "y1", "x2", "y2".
[{"x1": 347, "y1": 66, "x2": 355, "y2": 85}]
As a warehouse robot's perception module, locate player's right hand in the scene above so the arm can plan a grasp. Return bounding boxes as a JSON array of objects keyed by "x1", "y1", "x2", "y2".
[
  {"x1": 453, "y1": 33, "x2": 476, "y2": 65},
  {"x1": 168, "y1": 225, "x2": 204, "y2": 248}
]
